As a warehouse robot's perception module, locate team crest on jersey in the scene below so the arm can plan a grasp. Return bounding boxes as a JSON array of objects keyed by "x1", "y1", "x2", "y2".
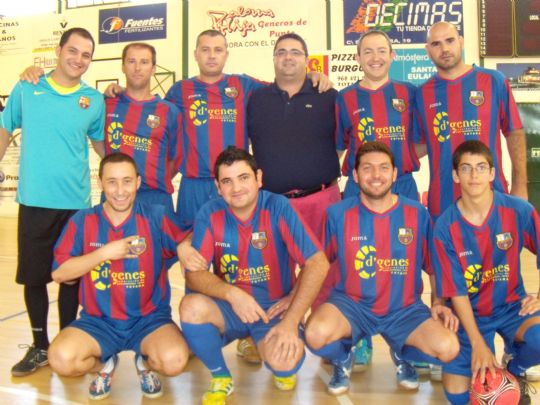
[
  {"x1": 224, "y1": 87, "x2": 239, "y2": 99},
  {"x1": 128, "y1": 237, "x2": 147, "y2": 255},
  {"x1": 496, "y1": 232, "x2": 513, "y2": 250},
  {"x1": 397, "y1": 228, "x2": 413, "y2": 245},
  {"x1": 146, "y1": 114, "x2": 161, "y2": 129},
  {"x1": 251, "y1": 232, "x2": 267, "y2": 249},
  {"x1": 392, "y1": 98, "x2": 406, "y2": 112},
  {"x1": 469, "y1": 91, "x2": 484, "y2": 106},
  {"x1": 79, "y1": 96, "x2": 90, "y2": 109}
]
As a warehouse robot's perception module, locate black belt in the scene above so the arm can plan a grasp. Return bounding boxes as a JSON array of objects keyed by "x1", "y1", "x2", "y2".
[{"x1": 283, "y1": 180, "x2": 337, "y2": 199}]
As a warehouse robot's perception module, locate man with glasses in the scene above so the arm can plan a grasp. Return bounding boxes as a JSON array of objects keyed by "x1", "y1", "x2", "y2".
[
  {"x1": 432, "y1": 140, "x2": 540, "y2": 405},
  {"x1": 248, "y1": 32, "x2": 341, "y2": 239}
]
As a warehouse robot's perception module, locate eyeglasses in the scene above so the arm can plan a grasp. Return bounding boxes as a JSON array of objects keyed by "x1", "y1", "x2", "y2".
[
  {"x1": 457, "y1": 163, "x2": 491, "y2": 174},
  {"x1": 274, "y1": 49, "x2": 305, "y2": 58}
]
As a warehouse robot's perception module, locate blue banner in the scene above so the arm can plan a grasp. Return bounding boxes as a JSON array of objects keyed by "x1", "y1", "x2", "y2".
[
  {"x1": 99, "y1": 3, "x2": 166, "y2": 44},
  {"x1": 343, "y1": 0, "x2": 463, "y2": 46}
]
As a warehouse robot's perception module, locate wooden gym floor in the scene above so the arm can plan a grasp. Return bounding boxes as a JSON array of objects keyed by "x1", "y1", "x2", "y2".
[{"x1": 0, "y1": 215, "x2": 538, "y2": 405}]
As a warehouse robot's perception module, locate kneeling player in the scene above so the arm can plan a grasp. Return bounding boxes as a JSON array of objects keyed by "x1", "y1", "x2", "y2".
[
  {"x1": 179, "y1": 146, "x2": 329, "y2": 405},
  {"x1": 49, "y1": 153, "x2": 189, "y2": 400},
  {"x1": 305, "y1": 142, "x2": 459, "y2": 395},
  {"x1": 432, "y1": 140, "x2": 540, "y2": 405}
]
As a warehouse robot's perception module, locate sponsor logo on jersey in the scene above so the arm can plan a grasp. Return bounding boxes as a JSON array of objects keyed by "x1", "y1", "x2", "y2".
[
  {"x1": 146, "y1": 114, "x2": 161, "y2": 129},
  {"x1": 392, "y1": 98, "x2": 406, "y2": 112},
  {"x1": 464, "y1": 263, "x2": 482, "y2": 293},
  {"x1": 189, "y1": 99, "x2": 208, "y2": 126},
  {"x1": 469, "y1": 90, "x2": 484, "y2": 106},
  {"x1": 79, "y1": 96, "x2": 90, "y2": 109},
  {"x1": 356, "y1": 117, "x2": 375, "y2": 142},
  {"x1": 496, "y1": 232, "x2": 513, "y2": 250},
  {"x1": 91, "y1": 260, "x2": 111, "y2": 291},
  {"x1": 251, "y1": 232, "x2": 267, "y2": 249},
  {"x1": 220, "y1": 253, "x2": 239, "y2": 283},
  {"x1": 397, "y1": 228, "x2": 413, "y2": 245},
  {"x1": 107, "y1": 121, "x2": 123, "y2": 150},
  {"x1": 433, "y1": 111, "x2": 450, "y2": 142}
]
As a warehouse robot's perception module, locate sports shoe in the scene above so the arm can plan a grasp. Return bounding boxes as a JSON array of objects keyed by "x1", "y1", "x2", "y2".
[
  {"x1": 273, "y1": 374, "x2": 297, "y2": 391},
  {"x1": 236, "y1": 338, "x2": 262, "y2": 364},
  {"x1": 429, "y1": 364, "x2": 442, "y2": 381},
  {"x1": 514, "y1": 373, "x2": 537, "y2": 405},
  {"x1": 135, "y1": 355, "x2": 162, "y2": 398},
  {"x1": 502, "y1": 352, "x2": 540, "y2": 382},
  {"x1": 410, "y1": 361, "x2": 431, "y2": 376},
  {"x1": 328, "y1": 347, "x2": 355, "y2": 395},
  {"x1": 353, "y1": 338, "x2": 372, "y2": 372},
  {"x1": 202, "y1": 376, "x2": 234, "y2": 405},
  {"x1": 390, "y1": 350, "x2": 419, "y2": 390},
  {"x1": 89, "y1": 355, "x2": 118, "y2": 400},
  {"x1": 525, "y1": 365, "x2": 540, "y2": 382},
  {"x1": 11, "y1": 344, "x2": 49, "y2": 377}
]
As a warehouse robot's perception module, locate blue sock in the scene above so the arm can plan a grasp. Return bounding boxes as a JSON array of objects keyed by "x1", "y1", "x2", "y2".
[
  {"x1": 307, "y1": 339, "x2": 351, "y2": 363},
  {"x1": 265, "y1": 352, "x2": 306, "y2": 377},
  {"x1": 401, "y1": 345, "x2": 443, "y2": 366},
  {"x1": 181, "y1": 322, "x2": 230, "y2": 377},
  {"x1": 508, "y1": 323, "x2": 540, "y2": 377},
  {"x1": 444, "y1": 390, "x2": 469, "y2": 405}
]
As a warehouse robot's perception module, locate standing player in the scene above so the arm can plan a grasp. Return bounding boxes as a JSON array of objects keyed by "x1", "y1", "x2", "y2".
[
  {"x1": 179, "y1": 146, "x2": 329, "y2": 405},
  {"x1": 335, "y1": 29, "x2": 421, "y2": 379},
  {"x1": 416, "y1": 21, "x2": 527, "y2": 220},
  {"x1": 432, "y1": 140, "x2": 540, "y2": 405},
  {"x1": 305, "y1": 142, "x2": 459, "y2": 395},
  {"x1": 104, "y1": 42, "x2": 182, "y2": 214},
  {"x1": 337, "y1": 29, "x2": 420, "y2": 200},
  {"x1": 49, "y1": 153, "x2": 189, "y2": 400},
  {"x1": 0, "y1": 28, "x2": 105, "y2": 376}
]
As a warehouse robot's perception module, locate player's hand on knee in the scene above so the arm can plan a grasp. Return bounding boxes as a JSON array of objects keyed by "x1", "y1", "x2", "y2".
[
  {"x1": 229, "y1": 288, "x2": 269, "y2": 324},
  {"x1": 471, "y1": 343, "x2": 500, "y2": 383},
  {"x1": 267, "y1": 294, "x2": 294, "y2": 320},
  {"x1": 431, "y1": 303, "x2": 459, "y2": 332},
  {"x1": 103, "y1": 83, "x2": 125, "y2": 98},
  {"x1": 101, "y1": 235, "x2": 140, "y2": 260},
  {"x1": 519, "y1": 295, "x2": 540, "y2": 316},
  {"x1": 20, "y1": 66, "x2": 44, "y2": 84},
  {"x1": 264, "y1": 319, "x2": 301, "y2": 363}
]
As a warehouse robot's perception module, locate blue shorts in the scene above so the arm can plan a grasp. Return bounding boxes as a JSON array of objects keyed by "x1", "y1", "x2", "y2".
[
  {"x1": 176, "y1": 177, "x2": 220, "y2": 232},
  {"x1": 327, "y1": 291, "x2": 431, "y2": 355},
  {"x1": 70, "y1": 307, "x2": 173, "y2": 363},
  {"x1": 343, "y1": 173, "x2": 419, "y2": 201},
  {"x1": 213, "y1": 298, "x2": 303, "y2": 345},
  {"x1": 137, "y1": 189, "x2": 175, "y2": 216},
  {"x1": 444, "y1": 301, "x2": 540, "y2": 377}
]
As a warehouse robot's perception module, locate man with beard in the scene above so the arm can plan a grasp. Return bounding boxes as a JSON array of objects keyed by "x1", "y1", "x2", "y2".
[
  {"x1": 304, "y1": 141, "x2": 459, "y2": 396},
  {"x1": 415, "y1": 22, "x2": 527, "y2": 220}
]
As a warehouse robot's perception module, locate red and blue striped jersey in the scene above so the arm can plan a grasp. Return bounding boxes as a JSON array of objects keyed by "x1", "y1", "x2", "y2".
[
  {"x1": 432, "y1": 191, "x2": 540, "y2": 317},
  {"x1": 104, "y1": 94, "x2": 182, "y2": 194},
  {"x1": 337, "y1": 80, "x2": 420, "y2": 177},
  {"x1": 165, "y1": 74, "x2": 265, "y2": 178},
  {"x1": 415, "y1": 65, "x2": 522, "y2": 218},
  {"x1": 191, "y1": 190, "x2": 321, "y2": 309},
  {"x1": 324, "y1": 195, "x2": 432, "y2": 317},
  {"x1": 53, "y1": 201, "x2": 183, "y2": 320}
]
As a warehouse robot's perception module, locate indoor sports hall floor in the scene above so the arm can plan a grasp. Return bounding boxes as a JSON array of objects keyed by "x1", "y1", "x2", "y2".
[{"x1": 0, "y1": 216, "x2": 539, "y2": 404}]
